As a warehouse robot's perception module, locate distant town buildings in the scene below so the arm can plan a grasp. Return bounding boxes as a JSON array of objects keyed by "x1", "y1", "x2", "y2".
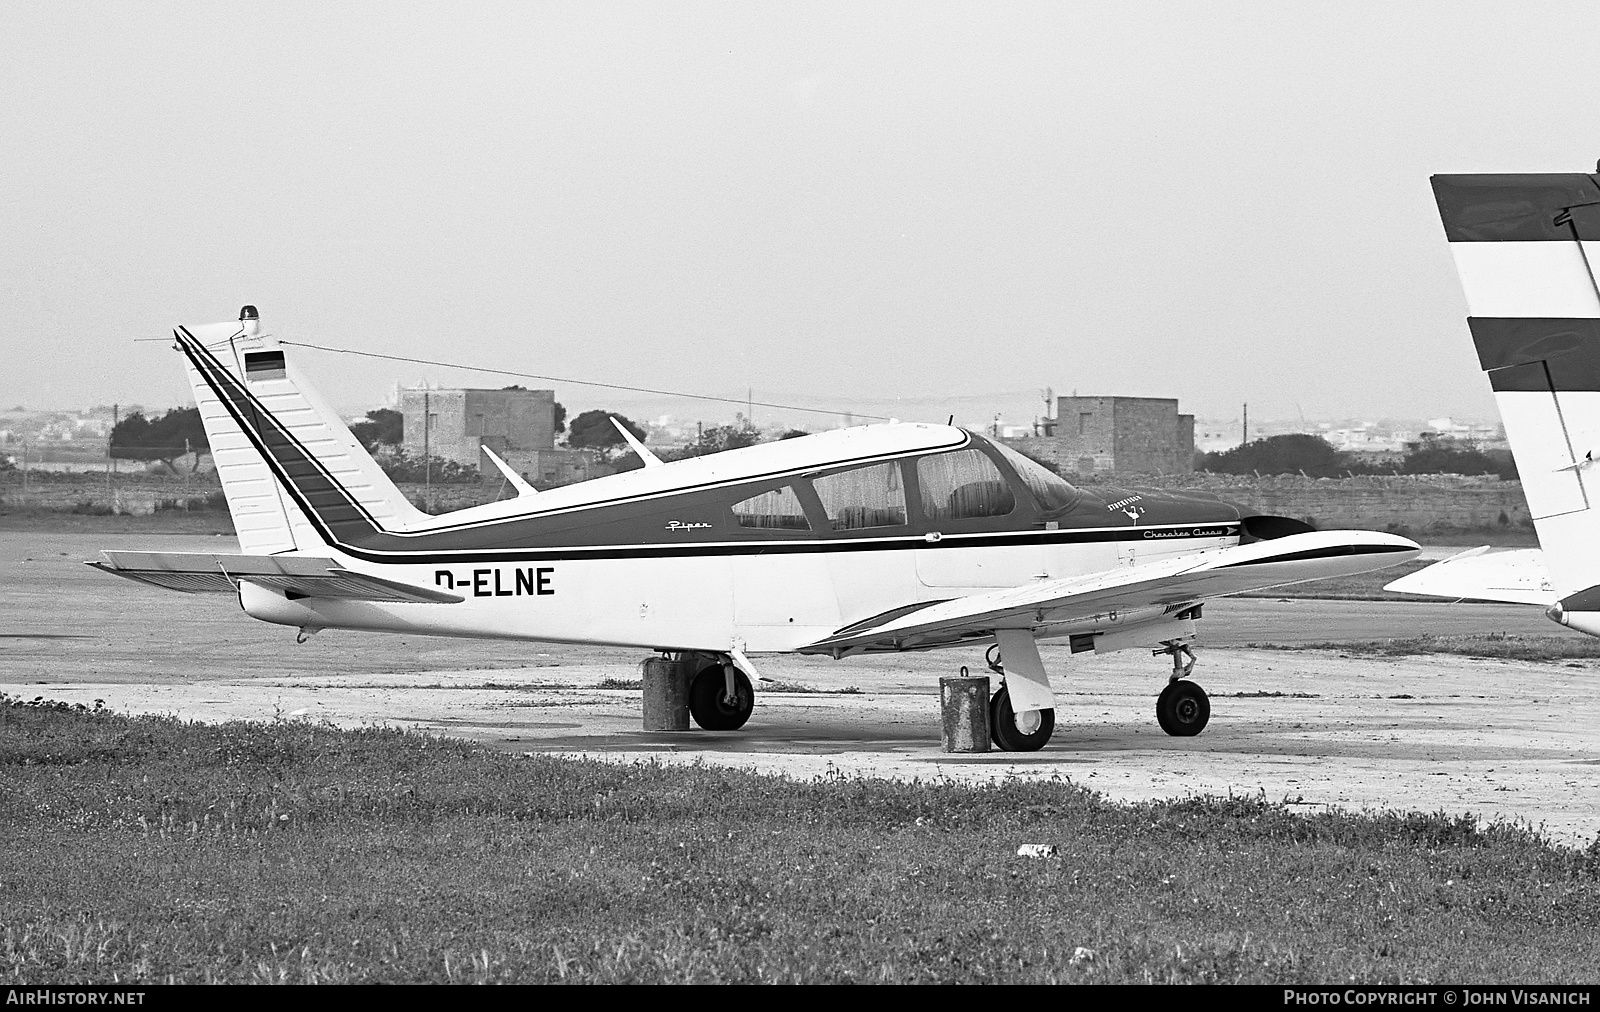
[
  {"x1": 0, "y1": 405, "x2": 142, "y2": 472},
  {"x1": 1187, "y1": 415, "x2": 1505, "y2": 462},
  {"x1": 398, "y1": 386, "x2": 602, "y2": 487}
]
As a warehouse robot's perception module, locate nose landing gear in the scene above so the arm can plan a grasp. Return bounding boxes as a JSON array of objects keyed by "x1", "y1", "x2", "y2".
[{"x1": 1154, "y1": 639, "x2": 1209, "y2": 737}]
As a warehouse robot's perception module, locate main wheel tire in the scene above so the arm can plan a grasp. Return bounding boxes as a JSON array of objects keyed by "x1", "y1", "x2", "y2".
[
  {"x1": 689, "y1": 664, "x2": 754, "y2": 731},
  {"x1": 1156, "y1": 679, "x2": 1210, "y2": 737},
  {"x1": 989, "y1": 684, "x2": 1054, "y2": 752}
]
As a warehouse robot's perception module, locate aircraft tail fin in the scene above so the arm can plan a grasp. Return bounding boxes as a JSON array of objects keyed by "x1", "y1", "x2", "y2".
[
  {"x1": 177, "y1": 307, "x2": 425, "y2": 553},
  {"x1": 1433, "y1": 174, "x2": 1600, "y2": 608}
]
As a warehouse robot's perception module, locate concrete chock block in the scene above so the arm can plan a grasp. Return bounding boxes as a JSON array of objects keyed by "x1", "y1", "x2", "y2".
[
  {"x1": 641, "y1": 655, "x2": 691, "y2": 731},
  {"x1": 940, "y1": 675, "x2": 990, "y2": 753}
]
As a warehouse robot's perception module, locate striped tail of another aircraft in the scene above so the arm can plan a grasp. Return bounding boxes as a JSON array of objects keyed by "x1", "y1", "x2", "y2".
[{"x1": 1428, "y1": 172, "x2": 1600, "y2": 634}]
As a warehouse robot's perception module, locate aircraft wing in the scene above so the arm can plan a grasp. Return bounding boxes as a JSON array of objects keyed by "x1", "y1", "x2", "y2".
[
  {"x1": 1383, "y1": 547, "x2": 1554, "y2": 606},
  {"x1": 89, "y1": 551, "x2": 465, "y2": 604},
  {"x1": 799, "y1": 530, "x2": 1418, "y2": 654}
]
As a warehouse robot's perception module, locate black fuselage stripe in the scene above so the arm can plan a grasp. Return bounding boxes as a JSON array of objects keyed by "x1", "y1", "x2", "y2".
[
  {"x1": 1214, "y1": 544, "x2": 1410, "y2": 568},
  {"x1": 293, "y1": 525, "x2": 1244, "y2": 565}
]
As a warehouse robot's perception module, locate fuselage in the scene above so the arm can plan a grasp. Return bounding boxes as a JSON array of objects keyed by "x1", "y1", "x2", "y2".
[{"x1": 241, "y1": 429, "x2": 1249, "y2": 653}]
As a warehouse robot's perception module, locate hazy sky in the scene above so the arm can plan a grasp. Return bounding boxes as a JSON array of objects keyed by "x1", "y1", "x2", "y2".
[{"x1": 5, "y1": 1, "x2": 1600, "y2": 426}]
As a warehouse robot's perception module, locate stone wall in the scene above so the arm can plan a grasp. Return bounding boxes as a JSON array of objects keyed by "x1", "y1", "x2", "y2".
[
  {"x1": 1128, "y1": 472, "x2": 1532, "y2": 533},
  {"x1": 1005, "y1": 435, "x2": 1068, "y2": 471},
  {"x1": 0, "y1": 469, "x2": 223, "y2": 516}
]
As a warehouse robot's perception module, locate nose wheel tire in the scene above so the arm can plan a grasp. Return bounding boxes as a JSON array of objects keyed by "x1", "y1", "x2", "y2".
[
  {"x1": 990, "y1": 684, "x2": 1054, "y2": 752},
  {"x1": 689, "y1": 664, "x2": 754, "y2": 731},
  {"x1": 1156, "y1": 679, "x2": 1210, "y2": 737}
]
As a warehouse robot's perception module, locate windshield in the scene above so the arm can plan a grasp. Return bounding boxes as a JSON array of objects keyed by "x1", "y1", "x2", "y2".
[{"x1": 986, "y1": 439, "x2": 1081, "y2": 512}]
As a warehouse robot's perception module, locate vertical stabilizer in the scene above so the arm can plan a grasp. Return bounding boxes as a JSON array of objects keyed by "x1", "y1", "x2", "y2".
[
  {"x1": 178, "y1": 307, "x2": 425, "y2": 554},
  {"x1": 1432, "y1": 174, "x2": 1600, "y2": 612}
]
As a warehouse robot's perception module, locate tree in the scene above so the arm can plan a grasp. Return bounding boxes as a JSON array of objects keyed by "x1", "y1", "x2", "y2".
[
  {"x1": 1196, "y1": 433, "x2": 1349, "y2": 478},
  {"x1": 349, "y1": 408, "x2": 403, "y2": 452},
  {"x1": 566, "y1": 410, "x2": 648, "y2": 457},
  {"x1": 1401, "y1": 435, "x2": 1517, "y2": 480},
  {"x1": 670, "y1": 420, "x2": 762, "y2": 459},
  {"x1": 110, "y1": 407, "x2": 210, "y2": 472}
]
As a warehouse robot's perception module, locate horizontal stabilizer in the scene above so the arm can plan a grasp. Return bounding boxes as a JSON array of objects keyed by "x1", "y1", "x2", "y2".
[
  {"x1": 89, "y1": 552, "x2": 464, "y2": 604},
  {"x1": 800, "y1": 530, "x2": 1419, "y2": 654},
  {"x1": 1383, "y1": 547, "x2": 1554, "y2": 606}
]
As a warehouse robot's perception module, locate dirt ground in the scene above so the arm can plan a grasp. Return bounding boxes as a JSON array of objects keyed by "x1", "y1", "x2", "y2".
[{"x1": 5, "y1": 531, "x2": 1597, "y2": 849}]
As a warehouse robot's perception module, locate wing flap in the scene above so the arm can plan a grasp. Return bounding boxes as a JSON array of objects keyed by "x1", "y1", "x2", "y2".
[
  {"x1": 800, "y1": 530, "x2": 1419, "y2": 653},
  {"x1": 89, "y1": 551, "x2": 464, "y2": 604},
  {"x1": 1383, "y1": 547, "x2": 1554, "y2": 606}
]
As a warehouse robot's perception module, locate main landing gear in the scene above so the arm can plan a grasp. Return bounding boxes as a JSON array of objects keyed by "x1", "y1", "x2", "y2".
[
  {"x1": 990, "y1": 684, "x2": 1055, "y2": 752},
  {"x1": 1154, "y1": 640, "x2": 1209, "y2": 737},
  {"x1": 986, "y1": 643, "x2": 1054, "y2": 752},
  {"x1": 688, "y1": 659, "x2": 754, "y2": 731}
]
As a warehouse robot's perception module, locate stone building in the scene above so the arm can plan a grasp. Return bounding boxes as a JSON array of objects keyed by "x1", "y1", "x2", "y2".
[
  {"x1": 1004, "y1": 396, "x2": 1194, "y2": 477},
  {"x1": 399, "y1": 387, "x2": 601, "y2": 487}
]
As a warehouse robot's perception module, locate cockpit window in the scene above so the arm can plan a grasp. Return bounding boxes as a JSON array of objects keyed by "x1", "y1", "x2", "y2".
[
  {"x1": 988, "y1": 440, "x2": 1081, "y2": 512},
  {"x1": 917, "y1": 448, "x2": 1015, "y2": 520},
  {"x1": 732, "y1": 486, "x2": 811, "y2": 530},
  {"x1": 811, "y1": 462, "x2": 907, "y2": 530}
]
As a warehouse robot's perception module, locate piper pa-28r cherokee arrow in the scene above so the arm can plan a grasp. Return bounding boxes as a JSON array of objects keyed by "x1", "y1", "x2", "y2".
[{"x1": 93, "y1": 309, "x2": 1420, "y2": 751}]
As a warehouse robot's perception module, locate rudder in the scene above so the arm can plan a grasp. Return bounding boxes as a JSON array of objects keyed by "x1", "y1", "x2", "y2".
[{"x1": 1433, "y1": 173, "x2": 1600, "y2": 611}]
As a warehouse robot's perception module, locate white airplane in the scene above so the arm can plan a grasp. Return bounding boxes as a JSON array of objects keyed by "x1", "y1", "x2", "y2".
[
  {"x1": 1386, "y1": 170, "x2": 1600, "y2": 637},
  {"x1": 93, "y1": 308, "x2": 1419, "y2": 750}
]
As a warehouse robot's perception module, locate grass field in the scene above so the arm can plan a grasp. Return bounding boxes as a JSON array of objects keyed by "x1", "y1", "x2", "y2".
[{"x1": 3, "y1": 694, "x2": 1597, "y2": 984}]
